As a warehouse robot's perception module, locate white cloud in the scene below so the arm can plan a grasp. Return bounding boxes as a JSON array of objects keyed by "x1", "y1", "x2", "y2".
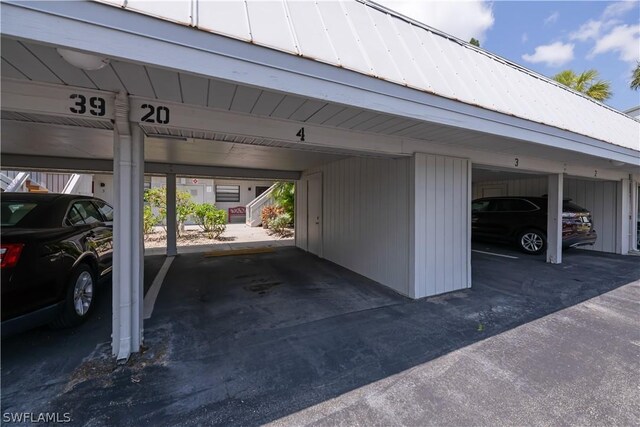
[
  {"x1": 521, "y1": 33, "x2": 528, "y2": 44},
  {"x1": 570, "y1": 20, "x2": 603, "y2": 41},
  {"x1": 377, "y1": 0, "x2": 495, "y2": 43},
  {"x1": 544, "y1": 11, "x2": 559, "y2": 25},
  {"x1": 590, "y1": 24, "x2": 640, "y2": 63},
  {"x1": 603, "y1": 0, "x2": 637, "y2": 19},
  {"x1": 522, "y1": 42, "x2": 575, "y2": 67}
]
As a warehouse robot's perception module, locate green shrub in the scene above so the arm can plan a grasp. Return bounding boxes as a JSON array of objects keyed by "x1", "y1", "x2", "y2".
[
  {"x1": 194, "y1": 203, "x2": 227, "y2": 239},
  {"x1": 144, "y1": 186, "x2": 195, "y2": 236},
  {"x1": 268, "y1": 212, "x2": 292, "y2": 235},
  {"x1": 272, "y1": 182, "x2": 295, "y2": 222},
  {"x1": 143, "y1": 205, "x2": 158, "y2": 236}
]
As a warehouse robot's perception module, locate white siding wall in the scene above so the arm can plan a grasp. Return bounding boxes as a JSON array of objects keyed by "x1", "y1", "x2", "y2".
[
  {"x1": 411, "y1": 154, "x2": 470, "y2": 298},
  {"x1": 298, "y1": 156, "x2": 411, "y2": 296},
  {"x1": 472, "y1": 175, "x2": 620, "y2": 253},
  {"x1": 565, "y1": 178, "x2": 618, "y2": 253},
  {"x1": 94, "y1": 174, "x2": 114, "y2": 205}
]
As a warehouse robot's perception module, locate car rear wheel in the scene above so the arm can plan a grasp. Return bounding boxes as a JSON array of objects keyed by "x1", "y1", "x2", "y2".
[
  {"x1": 517, "y1": 229, "x2": 546, "y2": 255},
  {"x1": 51, "y1": 264, "x2": 96, "y2": 329}
]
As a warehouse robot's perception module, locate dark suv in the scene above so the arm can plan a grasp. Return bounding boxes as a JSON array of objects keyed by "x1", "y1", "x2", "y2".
[{"x1": 471, "y1": 196, "x2": 597, "y2": 254}]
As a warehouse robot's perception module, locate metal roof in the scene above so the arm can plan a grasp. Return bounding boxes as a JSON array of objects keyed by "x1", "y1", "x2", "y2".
[{"x1": 88, "y1": 1, "x2": 639, "y2": 151}]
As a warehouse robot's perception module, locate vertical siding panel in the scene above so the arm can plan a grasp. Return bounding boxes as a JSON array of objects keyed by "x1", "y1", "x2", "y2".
[
  {"x1": 435, "y1": 156, "x2": 446, "y2": 295},
  {"x1": 425, "y1": 155, "x2": 436, "y2": 297},
  {"x1": 444, "y1": 158, "x2": 454, "y2": 292},
  {"x1": 453, "y1": 159, "x2": 462, "y2": 291},
  {"x1": 305, "y1": 156, "x2": 410, "y2": 296}
]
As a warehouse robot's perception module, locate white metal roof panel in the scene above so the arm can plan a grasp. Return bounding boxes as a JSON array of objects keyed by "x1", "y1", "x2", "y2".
[
  {"x1": 197, "y1": 1, "x2": 252, "y2": 41},
  {"x1": 315, "y1": 1, "x2": 371, "y2": 74},
  {"x1": 245, "y1": 0, "x2": 298, "y2": 55},
  {"x1": 93, "y1": 0, "x2": 639, "y2": 151},
  {"x1": 286, "y1": 1, "x2": 339, "y2": 65},
  {"x1": 343, "y1": 1, "x2": 404, "y2": 83},
  {"x1": 126, "y1": 1, "x2": 192, "y2": 24}
]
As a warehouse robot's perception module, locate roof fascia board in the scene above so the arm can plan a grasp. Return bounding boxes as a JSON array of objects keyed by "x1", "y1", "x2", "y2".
[{"x1": 2, "y1": 1, "x2": 638, "y2": 165}]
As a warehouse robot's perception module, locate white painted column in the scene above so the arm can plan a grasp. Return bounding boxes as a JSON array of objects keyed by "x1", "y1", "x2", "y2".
[
  {"x1": 632, "y1": 179, "x2": 639, "y2": 252},
  {"x1": 166, "y1": 173, "x2": 177, "y2": 256},
  {"x1": 410, "y1": 153, "x2": 471, "y2": 298},
  {"x1": 546, "y1": 173, "x2": 563, "y2": 264},
  {"x1": 616, "y1": 178, "x2": 631, "y2": 255},
  {"x1": 112, "y1": 100, "x2": 144, "y2": 359}
]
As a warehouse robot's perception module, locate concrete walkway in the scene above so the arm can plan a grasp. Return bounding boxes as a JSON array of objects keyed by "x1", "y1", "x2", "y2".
[{"x1": 144, "y1": 223, "x2": 294, "y2": 255}]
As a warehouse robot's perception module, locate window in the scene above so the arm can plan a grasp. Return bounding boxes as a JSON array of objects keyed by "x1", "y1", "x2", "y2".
[
  {"x1": 215, "y1": 185, "x2": 240, "y2": 203},
  {"x1": 65, "y1": 206, "x2": 85, "y2": 226},
  {"x1": 491, "y1": 199, "x2": 537, "y2": 212},
  {"x1": 94, "y1": 200, "x2": 114, "y2": 221},
  {"x1": 255, "y1": 186, "x2": 270, "y2": 198},
  {"x1": 71, "y1": 201, "x2": 104, "y2": 224},
  {"x1": 471, "y1": 200, "x2": 491, "y2": 213},
  {"x1": 1, "y1": 202, "x2": 37, "y2": 227}
]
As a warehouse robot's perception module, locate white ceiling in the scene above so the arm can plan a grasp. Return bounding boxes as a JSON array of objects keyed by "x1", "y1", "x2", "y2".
[
  {"x1": 0, "y1": 120, "x2": 345, "y2": 172},
  {"x1": 0, "y1": 38, "x2": 635, "y2": 174}
]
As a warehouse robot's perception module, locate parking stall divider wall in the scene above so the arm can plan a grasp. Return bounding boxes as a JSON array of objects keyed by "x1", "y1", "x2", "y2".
[
  {"x1": 410, "y1": 153, "x2": 471, "y2": 298},
  {"x1": 297, "y1": 153, "x2": 472, "y2": 300}
]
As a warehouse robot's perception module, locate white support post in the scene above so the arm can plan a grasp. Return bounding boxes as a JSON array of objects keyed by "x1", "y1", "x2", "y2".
[
  {"x1": 616, "y1": 178, "x2": 631, "y2": 255},
  {"x1": 166, "y1": 173, "x2": 177, "y2": 257},
  {"x1": 112, "y1": 93, "x2": 144, "y2": 360},
  {"x1": 632, "y1": 180, "x2": 639, "y2": 252},
  {"x1": 546, "y1": 173, "x2": 563, "y2": 264}
]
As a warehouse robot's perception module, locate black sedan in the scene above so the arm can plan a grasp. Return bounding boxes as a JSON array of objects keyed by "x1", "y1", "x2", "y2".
[
  {"x1": 472, "y1": 196, "x2": 597, "y2": 254},
  {"x1": 1, "y1": 193, "x2": 113, "y2": 335}
]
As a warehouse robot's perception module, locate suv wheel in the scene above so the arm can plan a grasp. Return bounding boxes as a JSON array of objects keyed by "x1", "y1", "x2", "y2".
[{"x1": 517, "y1": 229, "x2": 546, "y2": 255}]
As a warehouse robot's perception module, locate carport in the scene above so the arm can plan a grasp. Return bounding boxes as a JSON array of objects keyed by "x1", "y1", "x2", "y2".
[
  {"x1": 1, "y1": 0, "x2": 638, "y2": 361},
  {"x1": 471, "y1": 166, "x2": 633, "y2": 256}
]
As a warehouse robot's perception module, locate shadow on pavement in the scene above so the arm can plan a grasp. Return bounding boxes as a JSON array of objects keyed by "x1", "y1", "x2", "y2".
[{"x1": 2, "y1": 247, "x2": 639, "y2": 426}]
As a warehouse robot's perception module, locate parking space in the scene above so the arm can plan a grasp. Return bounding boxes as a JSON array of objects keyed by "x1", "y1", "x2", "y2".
[
  {"x1": 2, "y1": 248, "x2": 638, "y2": 425},
  {"x1": 1, "y1": 256, "x2": 165, "y2": 414}
]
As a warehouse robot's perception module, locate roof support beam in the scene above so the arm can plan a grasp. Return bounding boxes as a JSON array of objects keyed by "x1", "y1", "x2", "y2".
[{"x1": 0, "y1": 154, "x2": 302, "y2": 180}]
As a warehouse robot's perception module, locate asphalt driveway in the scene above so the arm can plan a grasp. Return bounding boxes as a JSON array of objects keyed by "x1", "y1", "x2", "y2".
[{"x1": 1, "y1": 247, "x2": 639, "y2": 426}]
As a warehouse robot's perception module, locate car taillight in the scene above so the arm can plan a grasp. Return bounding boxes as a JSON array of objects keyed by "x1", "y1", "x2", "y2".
[{"x1": 0, "y1": 243, "x2": 24, "y2": 268}]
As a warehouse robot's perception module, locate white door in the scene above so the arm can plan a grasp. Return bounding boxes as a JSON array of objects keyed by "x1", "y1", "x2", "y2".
[{"x1": 307, "y1": 173, "x2": 322, "y2": 256}]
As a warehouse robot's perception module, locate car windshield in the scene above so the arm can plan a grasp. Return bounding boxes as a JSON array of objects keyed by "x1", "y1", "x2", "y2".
[{"x1": 1, "y1": 201, "x2": 38, "y2": 227}]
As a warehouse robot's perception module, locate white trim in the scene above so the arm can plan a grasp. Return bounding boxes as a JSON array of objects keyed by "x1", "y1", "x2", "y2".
[{"x1": 546, "y1": 173, "x2": 563, "y2": 264}]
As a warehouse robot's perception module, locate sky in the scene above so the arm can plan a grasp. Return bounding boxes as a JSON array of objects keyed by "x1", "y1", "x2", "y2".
[{"x1": 377, "y1": 0, "x2": 640, "y2": 111}]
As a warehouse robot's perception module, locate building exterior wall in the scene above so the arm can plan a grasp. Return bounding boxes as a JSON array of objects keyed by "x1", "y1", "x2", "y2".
[
  {"x1": 472, "y1": 175, "x2": 620, "y2": 253},
  {"x1": 94, "y1": 174, "x2": 114, "y2": 205},
  {"x1": 298, "y1": 156, "x2": 411, "y2": 296},
  {"x1": 149, "y1": 176, "x2": 274, "y2": 223},
  {"x1": 411, "y1": 154, "x2": 471, "y2": 298}
]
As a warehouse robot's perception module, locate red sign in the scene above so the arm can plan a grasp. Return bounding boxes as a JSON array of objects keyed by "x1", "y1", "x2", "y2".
[{"x1": 192, "y1": 178, "x2": 198, "y2": 184}]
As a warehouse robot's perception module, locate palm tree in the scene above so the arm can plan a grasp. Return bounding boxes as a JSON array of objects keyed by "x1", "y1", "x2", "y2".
[
  {"x1": 631, "y1": 62, "x2": 640, "y2": 91},
  {"x1": 552, "y1": 69, "x2": 612, "y2": 102}
]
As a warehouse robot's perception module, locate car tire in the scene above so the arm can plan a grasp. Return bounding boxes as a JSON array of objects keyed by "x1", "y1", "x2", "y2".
[
  {"x1": 517, "y1": 229, "x2": 546, "y2": 255},
  {"x1": 51, "y1": 263, "x2": 96, "y2": 329}
]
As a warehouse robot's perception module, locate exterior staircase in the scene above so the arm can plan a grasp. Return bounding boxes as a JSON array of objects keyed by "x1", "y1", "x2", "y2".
[{"x1": 245, "y1": 183, "x2": 277, "y2": 227}]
